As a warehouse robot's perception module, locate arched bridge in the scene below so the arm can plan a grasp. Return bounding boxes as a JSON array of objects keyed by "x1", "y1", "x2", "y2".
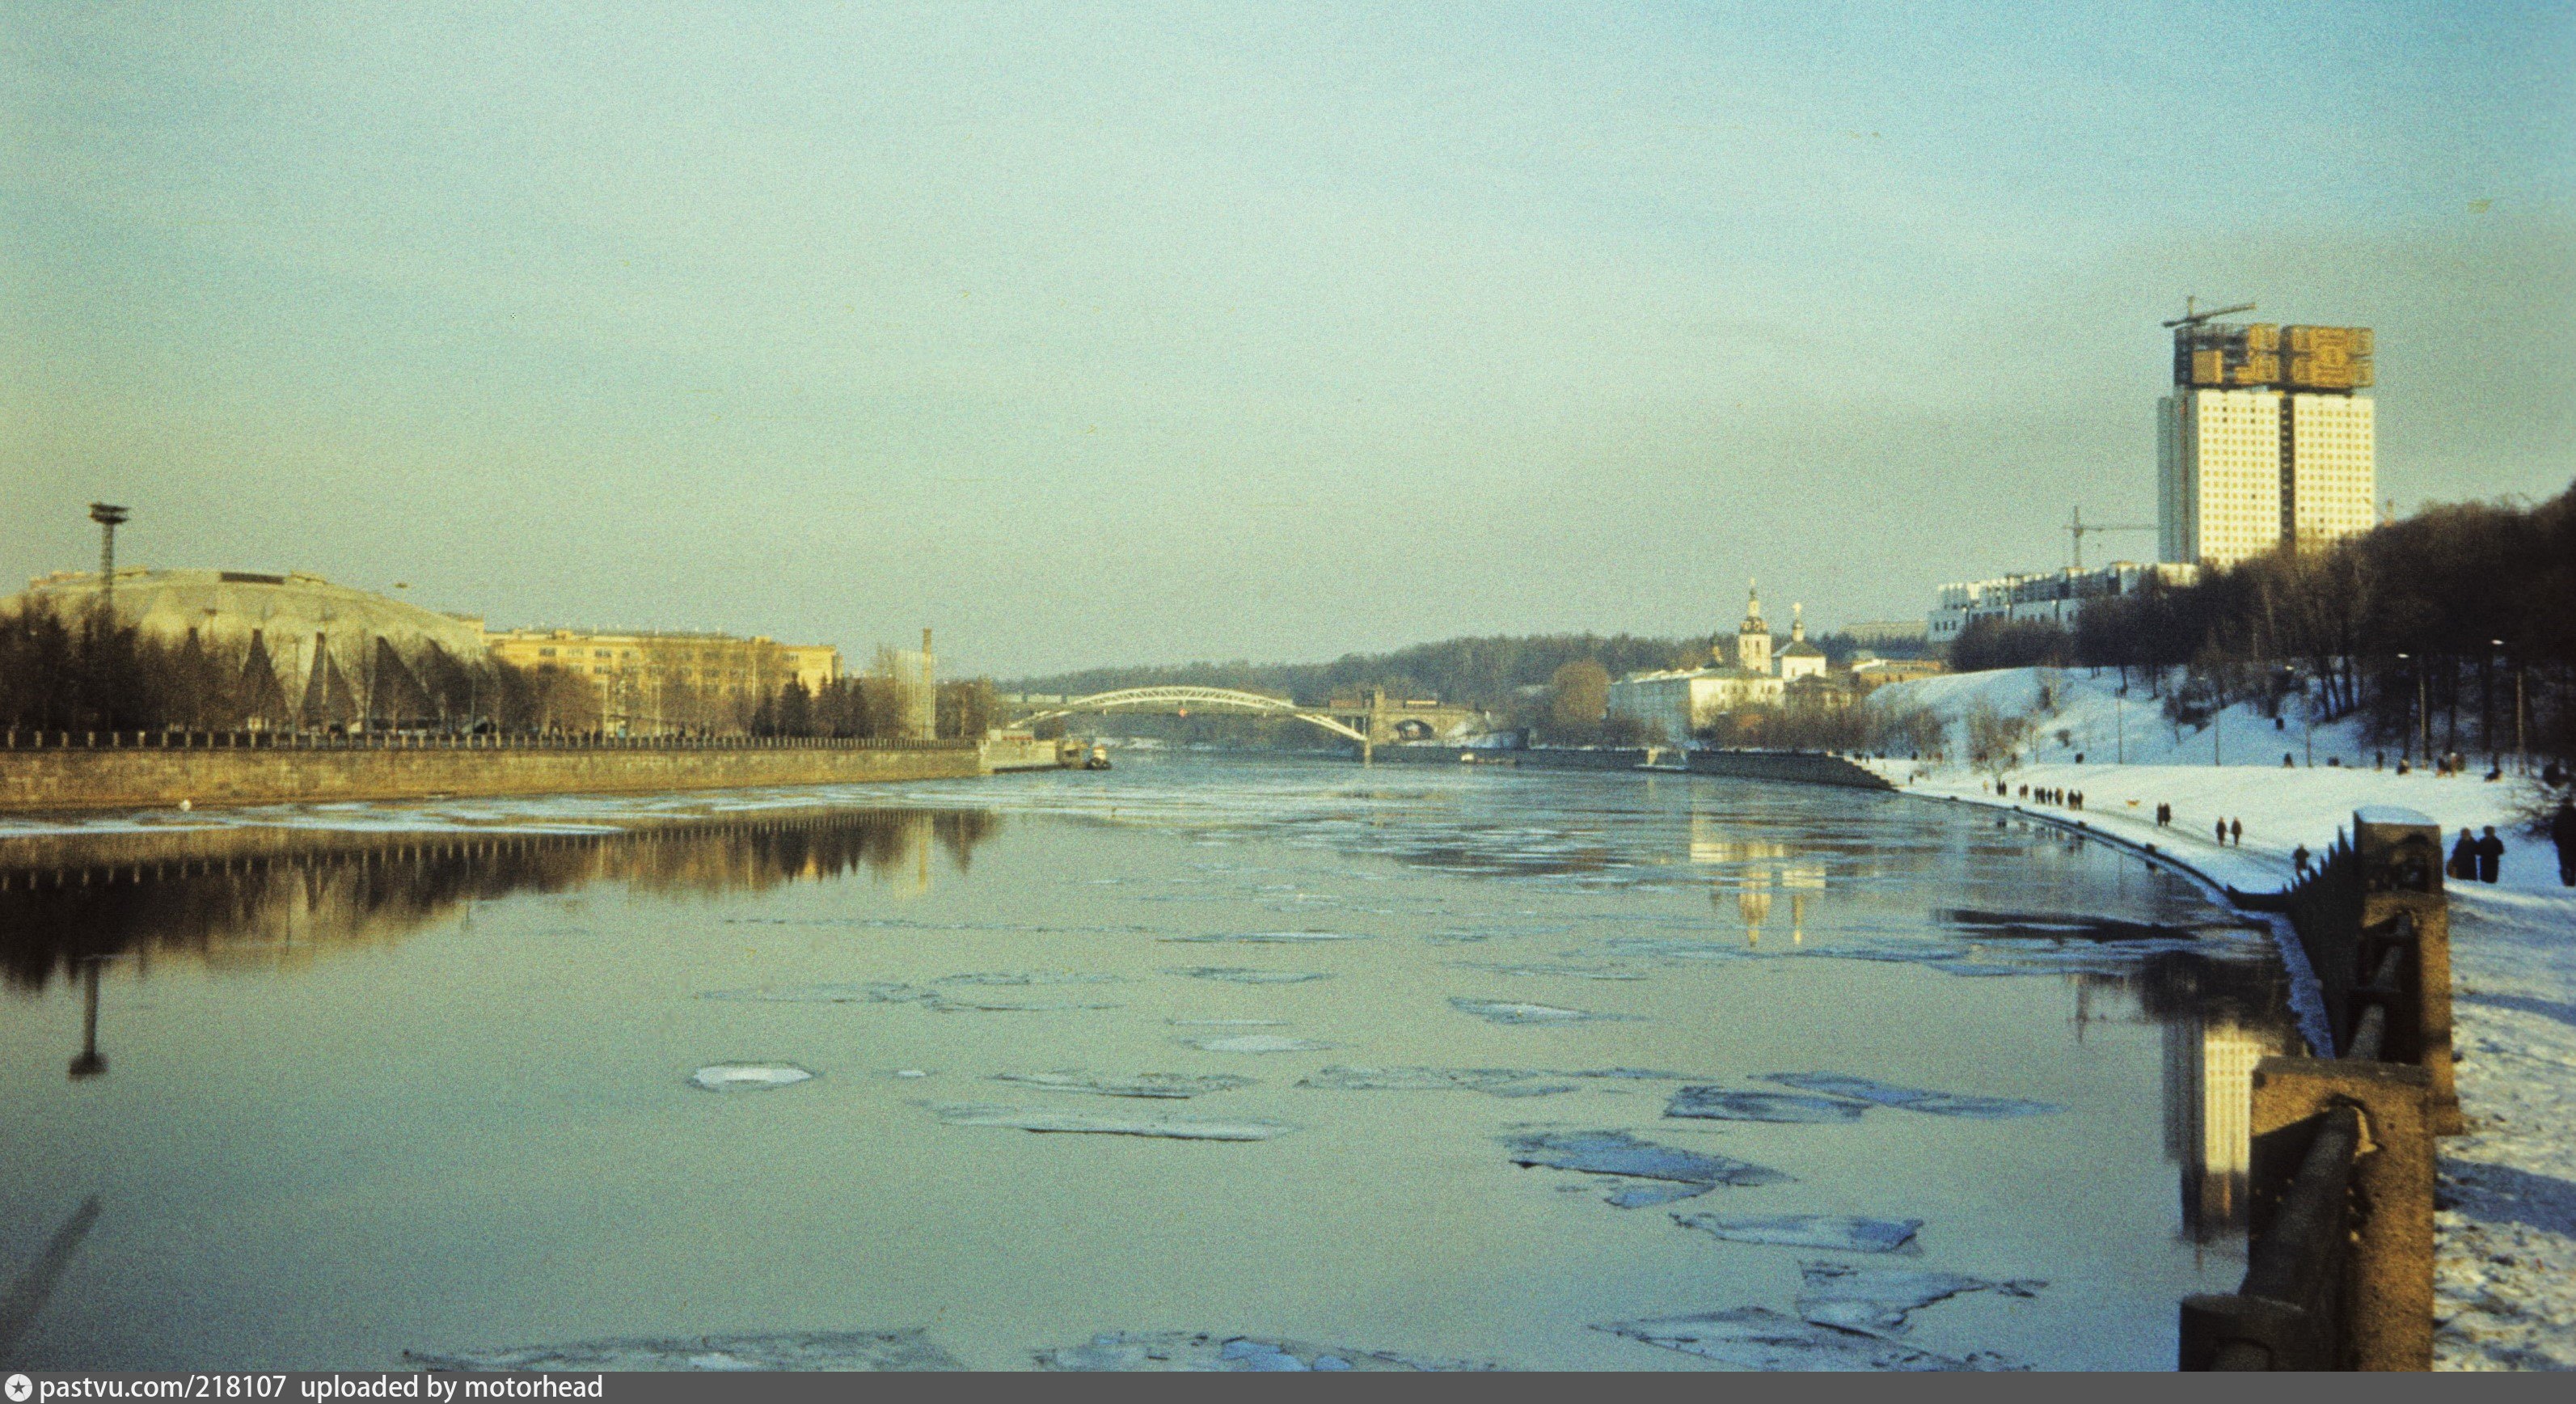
[{"x1": 1010, "y1": 687, "x2": 1370, "y2": 746}]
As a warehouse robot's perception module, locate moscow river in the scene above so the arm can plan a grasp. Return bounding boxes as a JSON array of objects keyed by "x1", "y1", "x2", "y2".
[{"x1": 0, "y1": 754, "x2": 2295, "y2": 1371}]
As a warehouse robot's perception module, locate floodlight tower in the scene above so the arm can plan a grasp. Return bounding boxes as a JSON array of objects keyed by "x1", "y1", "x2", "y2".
[{"x1": 88, "y1": 502, "x2": 130, "y2": 615}]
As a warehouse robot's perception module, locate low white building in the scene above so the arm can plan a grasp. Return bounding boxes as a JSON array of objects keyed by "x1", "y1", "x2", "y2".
[
  {"x1": 1607, "y1": 666, "x2": 1784, "y2": 742},
  {"x1": 1927, "y1": 560, "x2": 2198, "y2": 645},
  {"x1": 1607, "y1": 582, "x2": 1789, "y2": 739}
]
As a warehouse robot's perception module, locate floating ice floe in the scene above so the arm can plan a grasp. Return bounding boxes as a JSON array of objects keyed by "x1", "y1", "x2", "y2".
[
  {"x1": 1665, "y1": 1087, "x2": 1870, "y2": 1123},
  {"x1": 1762, "y1": 1073, "x2": 2061, "y2": 1120},
  {"x1": 1177, "y1": 1034, "x2": 1332, "y2": 1054},
  {"x1": 1163, "y1": 931, "x2": 1373, "y2": 944},
  {"x1": 702, "y1": 982, "x2": 1120, "y2": 1014},
  {"x1": 686, "y1": 1063, "x2": 815, "y2": 1092},
  {"x1": 1457, "y1": 962, "x2": 1649, "y2": 981},
  {"x1": 929, "y1": 1104, "x2": 1286, "y2": 1140},
  {"x1": 1602, "y1": 937, "x2": 1751, "y2": 962},
  {"x1": 1795, "y1": 1262, "x2": 2045, "y2": 1335},
  {"x1": 993, "y1": 1072, "x2": 1256, "y2": 1099},
  {"x1": 1502, "y1": 1130, "x2": 1789, "y2": 1188},
  {"x1": 1672, "y1": 1214, "x2": 1924, "y2": 1254},
  {"x1": 1604, "y1": 1182, "x2": 1713, "y2": 1209},
  {"x1": 1296, "y1": 1066, "x2": 1579, "y2": 1097},
  {"x1": 1171, "y1": 967, "x2": 1336, "y2": 984},
  {"x1": 936, "y1": 971, "x2": 1126, "y2": 987},
  {"x1": 1034, "y1": 1330, "x2": 1498, "y2": 1372},
  {"x1": 1449, "y1": 998, "x2": 1634, "y2": 1026},
  {"x1": 405, "y1": 1329, "x2": 961, "y2": 1372},
  {"x1": 1594, "y1": 1309, "x2": 2021, "y2": 1372}
]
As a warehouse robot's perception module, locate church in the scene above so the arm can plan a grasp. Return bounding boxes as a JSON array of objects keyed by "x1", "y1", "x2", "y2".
[{"x1": 1604, "y1": 582, "x2": 1823, "y2": 742}]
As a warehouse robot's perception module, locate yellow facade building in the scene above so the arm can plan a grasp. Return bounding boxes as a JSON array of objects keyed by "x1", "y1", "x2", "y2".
[{"x1": 483, "y1": 627, "x2": 839, "y2": 734}]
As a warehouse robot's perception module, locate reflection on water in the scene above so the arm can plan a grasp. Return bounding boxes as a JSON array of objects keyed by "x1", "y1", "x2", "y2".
[
  {"x1": 0, "y1": 759, "x2": 2304, "y2": 1370},
  {"x1": 0, "y1": 809, "x2": 1000, "y2": 993}
]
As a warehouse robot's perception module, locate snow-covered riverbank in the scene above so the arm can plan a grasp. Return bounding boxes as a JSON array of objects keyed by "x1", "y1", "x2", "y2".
[{"x1": 1858, "y1": 666, "x2": 2575, "y2": 1369}]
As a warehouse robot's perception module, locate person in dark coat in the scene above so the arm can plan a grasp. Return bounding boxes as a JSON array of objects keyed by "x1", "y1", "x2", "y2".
[
  {"x1": 2215, "y1": 817, "x2": 2227, "y2": 845},
  {"x1": 2475, "y1": 827, "x2": 2505, "y2": 884},
  {"x1": 2449, "y1": 828, "x2": 2477, "y2": 881},
  {"x1": 2229, "y1": 818, "x2": 2243, "y2": 847},
  {"x1": 2292, "y1": 844, "x2": 2311, "y2": 878},
  {"x1": 2553, "y1": 800, "x2": 2576, "y2": 887}
]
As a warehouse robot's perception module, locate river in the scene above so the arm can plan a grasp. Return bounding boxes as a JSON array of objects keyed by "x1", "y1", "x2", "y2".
[{"x1": 0, "y1": 753, "x2": 2295, "y2": 1371}]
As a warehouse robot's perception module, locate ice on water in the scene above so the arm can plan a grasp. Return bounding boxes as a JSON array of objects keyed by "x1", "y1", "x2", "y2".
[
  {"x1": 1795, "y1": 1262, "x2": 2046, "y2": 1335},
  {"x1": 1673, "y1": 1213, "x2": 1924, "y2": 1254},
  {"x1": 1594, "y1": 1309, "x2": 2022, "y2": 1372},
  {"x1": 1035, "y1": 1330, "x2": 1496, "y2": 1372},
  {"x1": 1176, "y1": 1034, "x2": 1332, "y2": 1054},
  {"x1": 1162, "y1": 931, "x2": 1373, "y2": 944},
  {"x1": 686, "y1": 1063, "x2": 815, "y2": 1092},
  {"x1": 1449, "y1": 998, "x2": 1633, "y2": 1026},
  {"x1": 405, "y1": 1329, "x2": 960, "y2": 1372},
  {"x1": 1501, "y1": 1130, "x2": 1789, "y2": 1187},
  {"x1": 929, "y1": 1103, "x2": 1287, "y2": 1141},
  {"x1": 1170, "y1": 967, "x2": 1335, "y2": 984},
  {"x1": 992, "y1": 1072, "x2": 1255, "y2": 1099},
  {"x1": 1665, "y1": 1087, "x2": 1871, "y2": 1123},
  {"x1": 1763, "y1": 1072, "x2": 2062, "y2": 1120}
]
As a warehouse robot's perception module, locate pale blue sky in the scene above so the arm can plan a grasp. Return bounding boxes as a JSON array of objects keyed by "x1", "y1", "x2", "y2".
[{"x1": 5, "y1": 2, "x2": 2570, "y2": 675}]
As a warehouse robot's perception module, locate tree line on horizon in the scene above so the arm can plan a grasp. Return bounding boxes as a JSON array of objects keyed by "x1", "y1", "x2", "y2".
[
  {"x1": 1945, "y1": 480, "x2": 2576, "y2": 764},
  {"x1": 1001, "y1": 627, "x2": 1924, "y2": 721}
]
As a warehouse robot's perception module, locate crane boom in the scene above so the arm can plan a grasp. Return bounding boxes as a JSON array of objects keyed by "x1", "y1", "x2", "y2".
[
  {"x1": 2162, "y1": 295, "x2": 2257, "y2": 329},
  {"x1": 2069, "y1": 505, "x2": 2155, "y2": 569}
]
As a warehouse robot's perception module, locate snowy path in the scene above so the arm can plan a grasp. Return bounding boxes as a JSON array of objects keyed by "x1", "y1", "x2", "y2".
[{"x1": 1858, "y1": 742, "x2": 2575, "y2": 1369}]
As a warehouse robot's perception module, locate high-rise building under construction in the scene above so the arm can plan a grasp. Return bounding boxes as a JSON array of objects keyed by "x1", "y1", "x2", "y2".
[{"x1": 2156, "y1": 312, "x2": 2375, "y2": 569}]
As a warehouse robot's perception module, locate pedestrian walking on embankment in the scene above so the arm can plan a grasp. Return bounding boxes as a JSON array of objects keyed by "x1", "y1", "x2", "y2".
[
  {"x1": 2229, "y1": 818, "x2": 2243, "y2": 847},
  {"x1": 2449, "y1": 829, "x2": 2477, "y2": 882},
  {"x1": 2475, "y1": 827, "x2": 2505, "y2": 884}
]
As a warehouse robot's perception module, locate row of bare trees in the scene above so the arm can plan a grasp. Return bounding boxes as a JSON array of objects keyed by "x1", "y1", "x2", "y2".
[
  {"x1": 0, "y1": 602, "x2": 608, "y2": 734},
  {"x1": 744, "y1": 677, "x2": 999, "y2": 741}
]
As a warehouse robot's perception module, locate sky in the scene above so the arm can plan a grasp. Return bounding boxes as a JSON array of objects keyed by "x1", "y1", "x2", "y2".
[{"x1": 4, "y1": 2, "x2": 2571, "y2": 677}]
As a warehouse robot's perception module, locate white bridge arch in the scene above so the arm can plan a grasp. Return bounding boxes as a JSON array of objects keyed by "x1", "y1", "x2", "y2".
[{"x1": 1010, "y1": 686, "x2": 1370, "y2": 745}]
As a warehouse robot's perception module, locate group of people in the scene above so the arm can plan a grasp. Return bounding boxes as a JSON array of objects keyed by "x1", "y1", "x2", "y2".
[
  {"x1": 2449, "y1": 827, "x2": 2507, "y2": 884},
  {"x1": 2213, "y1": 817, "x2": 2244, "y2": 847},
  {"x1": 1995, "y1": 780, "x2": 2084, "y2": 810}
]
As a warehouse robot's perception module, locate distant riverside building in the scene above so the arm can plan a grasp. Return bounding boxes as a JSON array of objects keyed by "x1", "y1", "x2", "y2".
[
  {"x1": 1927, "y1": 560, "x2": 2198, "y2": 645},
  {"x1": 2158, "y1": 316, "x2": 2376, "y2": 568},
  {"x1": 484, "y1": 627, "x2": 839, "y2": 734},
  {"x1": 1607, "y1": 581, "x2": 1790, "y2": 740}
]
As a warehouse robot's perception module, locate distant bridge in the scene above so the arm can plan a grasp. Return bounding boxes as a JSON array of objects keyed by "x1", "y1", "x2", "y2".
[{"x1": 1006, "y1": 685, "x2": 1486, "y2": 759}]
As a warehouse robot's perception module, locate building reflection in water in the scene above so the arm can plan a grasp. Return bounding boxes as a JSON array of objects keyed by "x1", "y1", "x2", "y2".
[
  {"x1": 0, "y1": 808, "x2": 1004, "y2": 1005},
  {"x1": 2114, "y1": 951, "x2": 2299, "y2": 1243}
]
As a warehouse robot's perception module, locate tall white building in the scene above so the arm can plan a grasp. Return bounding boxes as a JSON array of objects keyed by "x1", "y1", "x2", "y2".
[{"x1": 2156, "y1": 316, "x2": 2375, "y2": 569}]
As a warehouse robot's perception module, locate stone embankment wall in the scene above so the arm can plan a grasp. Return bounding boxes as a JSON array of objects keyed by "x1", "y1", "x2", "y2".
[
  {"x1": 1684, "y1": 750, "x2": 1894, "y2": 791},
  {"x1": 0, "y1": 742, "x2": 993, "y2": 813}
]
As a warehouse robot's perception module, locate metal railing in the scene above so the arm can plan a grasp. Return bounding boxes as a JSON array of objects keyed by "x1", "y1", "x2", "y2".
[{"x1": 1, "y1": 728, "x2": 976, "y2": 753}]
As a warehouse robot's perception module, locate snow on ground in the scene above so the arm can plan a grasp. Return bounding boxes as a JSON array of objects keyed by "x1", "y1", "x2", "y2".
[{"x1": 1861, "y1": 666, "x2": 2576, "y2": 1370}]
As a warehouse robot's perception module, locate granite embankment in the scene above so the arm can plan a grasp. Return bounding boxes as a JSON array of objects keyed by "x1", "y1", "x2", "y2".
[{"x1": 0, "y1": 735, "x2": 1068, "y2": 812}]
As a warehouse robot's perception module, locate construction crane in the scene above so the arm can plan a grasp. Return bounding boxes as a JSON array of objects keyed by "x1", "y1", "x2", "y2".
[
  {"x1": 2162, "y1": 296, "x2": 2257, "y2": 329},
  {"x1": 2068, "y1": 505, "x2": 2153, "y2": 569}
]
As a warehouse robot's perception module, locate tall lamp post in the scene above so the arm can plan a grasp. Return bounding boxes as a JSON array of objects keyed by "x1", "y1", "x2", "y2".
[{"x1": 87, "y1": 502, "x2": 129, "y2": 619}]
